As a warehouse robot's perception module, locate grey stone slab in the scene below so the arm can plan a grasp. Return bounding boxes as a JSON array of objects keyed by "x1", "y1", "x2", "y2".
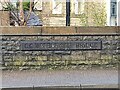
[{"x1": 2, "y1": 69, "x2": 118, "y2": 88}]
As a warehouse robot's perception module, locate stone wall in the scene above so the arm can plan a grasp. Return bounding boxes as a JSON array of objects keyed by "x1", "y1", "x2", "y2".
[{"x1": 1, "y1": 27, "x2": 120, "y2": 70}]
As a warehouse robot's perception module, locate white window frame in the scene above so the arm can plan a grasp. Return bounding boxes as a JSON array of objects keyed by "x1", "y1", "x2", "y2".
[
  {"x1": 34, "y1": 0, "x2": 42, "y2": 10},
  {"x1": 52, "y1": 0, "x2": 62, "y2": 14},
  {"x1": 74, "y1": 0, "x2": 85, "y2": 14},
  {"x1": 117, "y1": 0, "x2": 120, "y2": 26},
  {"x1": 74, "y1": 0, "x2": 79, "y2": 14}
]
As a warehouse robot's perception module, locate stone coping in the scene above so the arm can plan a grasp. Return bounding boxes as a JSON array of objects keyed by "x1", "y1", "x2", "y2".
[{"x1": 0, "y1": 26, "x2": 120, "y2": 35}]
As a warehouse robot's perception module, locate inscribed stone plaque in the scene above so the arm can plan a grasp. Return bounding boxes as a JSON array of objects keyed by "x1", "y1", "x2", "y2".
[{"x1": 20, "y1": 41, "x2": 102, "y2": 51}]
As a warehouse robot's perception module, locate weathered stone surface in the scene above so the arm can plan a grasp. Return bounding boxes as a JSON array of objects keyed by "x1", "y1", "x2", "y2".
[{"x1": 1, "y1": 33, "x2": 119, "y2": 70}]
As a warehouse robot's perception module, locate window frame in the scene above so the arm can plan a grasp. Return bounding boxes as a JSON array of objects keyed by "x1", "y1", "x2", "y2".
[
  {"x1": 34, "y1": 0, "x2": 42, "y2": 11},
  {"x1": 52, "y1": 0, "x2": 62, "y2": 14},
  {"x1": 74, "y1": 0, "x2": 85, "y2": 15}
]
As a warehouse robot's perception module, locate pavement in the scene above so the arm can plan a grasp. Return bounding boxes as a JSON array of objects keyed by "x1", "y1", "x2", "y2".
[{"x1": 1, "y1": 69, "x2": 119, "y2": 88}]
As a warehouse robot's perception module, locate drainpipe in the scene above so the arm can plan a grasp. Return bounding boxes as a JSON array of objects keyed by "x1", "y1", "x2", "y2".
[{"x1": 66, "y1": 0, "x2": 70, "y2": 26}]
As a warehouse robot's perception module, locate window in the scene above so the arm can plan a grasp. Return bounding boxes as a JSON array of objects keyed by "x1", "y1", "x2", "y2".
[
  {"x1": 52, "y1": 0, "x2": 62, "y2": 14},
  {"x1": 34, "y1": 0, "x2": 42, "y2": 10},
  {"x1": 74, "y1": 0, "x2": 85, "y2": 14},
  {"x1": 111, "y1": 0, "x2": 117, "y2": 16}
]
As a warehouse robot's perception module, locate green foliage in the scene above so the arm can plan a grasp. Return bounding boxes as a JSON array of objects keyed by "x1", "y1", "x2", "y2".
[
  {"x1": 23, "y1": 1, "x2": 30, "y2": 10},
  {"x1": 79, "y1": 2, "x2": 107, "y2": 26},
  {"x1": 16, "y1": 1, "x2": 30, "y2": 11},
  {"x1": 79, "y1": 13, "x2": 88, "y2": 26},
  {"x1": 3, "y1": 1, "x2": 30, "y2": 11}
]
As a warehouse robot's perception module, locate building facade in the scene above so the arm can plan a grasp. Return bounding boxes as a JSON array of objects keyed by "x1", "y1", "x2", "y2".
[
  {"x1": 0, "y1": 0, "x2": 119, "y2": 26},
  {"x1": 38, "y1": 0, "x2": 107, "y2": 26}
]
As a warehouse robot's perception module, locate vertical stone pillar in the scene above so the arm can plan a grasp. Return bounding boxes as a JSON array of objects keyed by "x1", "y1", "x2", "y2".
[
  {"x1": 42, "y1": 2, "x2": 51, "y2": 26},
  {"x1": 118, "y1": 0, "x2": 120, "y2": 87},
  {"x1": 0, "y1": 21, "x2": 2, "y2": 89},
  {"x1": 0, "y1": 11, "x2": 10, "y2": 26},
  {"x1": 19, "y1": 0, "x2": 24, "y2": 25},
  {"x1": 106, "y1": 0, "x2": 111, "y2": 26}
]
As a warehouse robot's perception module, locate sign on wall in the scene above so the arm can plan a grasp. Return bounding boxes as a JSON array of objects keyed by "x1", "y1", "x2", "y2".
[{"x1": 20, "y1": 41, "x2": 102, "y2": 51}]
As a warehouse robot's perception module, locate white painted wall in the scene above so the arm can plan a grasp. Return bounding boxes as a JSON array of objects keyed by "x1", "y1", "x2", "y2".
[
  {"x1": 117, "y1": 0, "x2": 120, "y2": 26},
  {"x1": 106, "y1": 0, "x2": 111, "y2": 26}
]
